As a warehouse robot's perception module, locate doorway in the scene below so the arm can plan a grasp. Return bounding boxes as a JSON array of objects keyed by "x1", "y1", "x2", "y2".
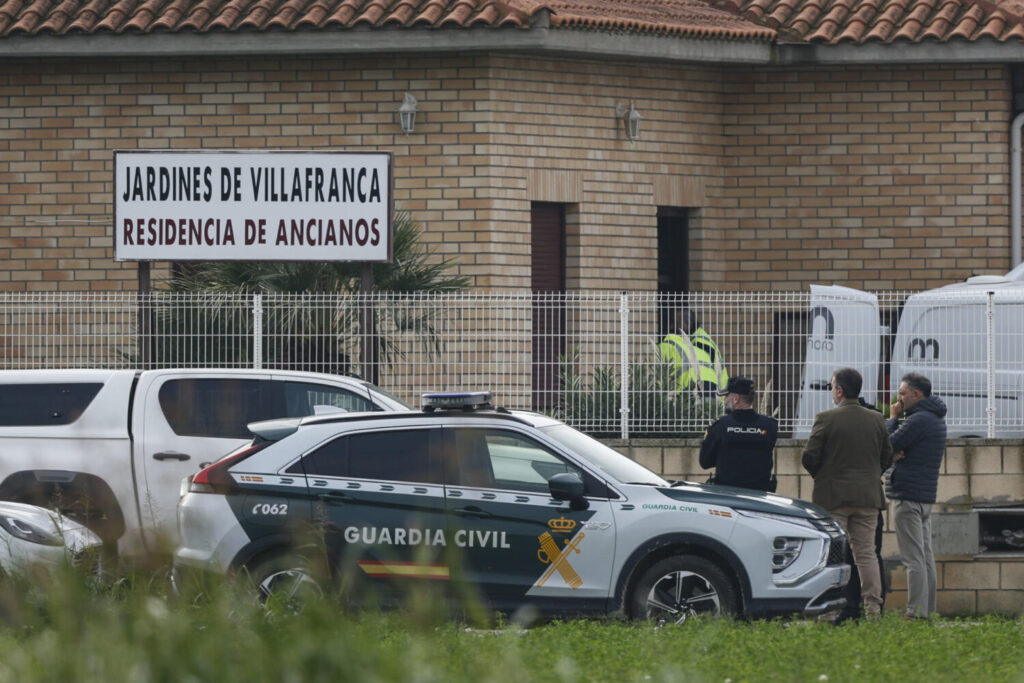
[{"x1": 531, "y1": 202, "x2": 566, "y2": 410}]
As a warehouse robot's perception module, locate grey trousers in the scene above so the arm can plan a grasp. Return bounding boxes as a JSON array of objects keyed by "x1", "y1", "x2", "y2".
[{"x1": 894, "y1": 499, "x2": 937, "y2": 618}]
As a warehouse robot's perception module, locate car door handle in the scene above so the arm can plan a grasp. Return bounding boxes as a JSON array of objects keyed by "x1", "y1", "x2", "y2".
[
  {"x1": 452, "y1": 506, "x2": 492, "y2": 518},
  {"x1": 153, "y1": 451, "x2": 191, "y2": 462}
]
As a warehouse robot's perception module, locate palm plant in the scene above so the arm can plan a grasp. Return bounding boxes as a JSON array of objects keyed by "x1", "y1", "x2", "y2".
[
  {"x1": 150, "y1": 211, "x2": 468, "y2": 377},
  {"x1": 167, "y1": 211, "x2": 468, "y2": 294},
  {"x1": 554, "y1": 343, "x2": 716, "y2": 437}
]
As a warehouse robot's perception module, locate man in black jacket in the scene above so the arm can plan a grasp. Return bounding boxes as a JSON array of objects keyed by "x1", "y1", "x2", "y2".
[
  {"x1": 699, "y1": 376, "x2": 778, "y2": 491},
  {"x1": 887, "y1": 372, "x2": 947, "y2": 620}
]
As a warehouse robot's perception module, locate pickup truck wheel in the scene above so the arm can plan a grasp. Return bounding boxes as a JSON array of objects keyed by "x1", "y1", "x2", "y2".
[
  {"x1": 247, "y1": 554, "x2": 325, "y2": 614},
  {"x1": 628, "y1": 555, "x2": 737, "y2": 623},
  {"x1": 0, "y1": 475, "x2": 125, "y2": 547},
  {"x1": 54, "y1": 491, "x2": 106, "y2": 532}
]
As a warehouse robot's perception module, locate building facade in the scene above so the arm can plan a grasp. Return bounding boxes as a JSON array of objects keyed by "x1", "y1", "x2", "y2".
[{"x1": 2, "y1": 0, "x2": 1024, "y2": 293}]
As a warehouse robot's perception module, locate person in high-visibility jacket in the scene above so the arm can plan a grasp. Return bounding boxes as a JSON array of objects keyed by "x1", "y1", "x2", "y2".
[{"x1": 658, "y1": 308, "x2": 729, "y2": 397}]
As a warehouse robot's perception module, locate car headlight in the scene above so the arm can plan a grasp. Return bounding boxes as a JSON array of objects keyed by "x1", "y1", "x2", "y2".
[
  {"x1": 0, "y1": 515, "x2": 63, "y2": 546},
  {"x1": 772, "y1": 537, "x2": 804, "y2": 572},
  {"x1": 737, "y1": 509, "x2": 833, "y2": 584}
]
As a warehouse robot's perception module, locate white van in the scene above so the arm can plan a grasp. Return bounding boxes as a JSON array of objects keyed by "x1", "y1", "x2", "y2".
[
  {"x1": 794, "y1": 272, "x2": 1024, "y2": 438},
  {"x1": 890, "y1": 273, "x2": 1024, "y2": 437},
  {"x1": 793, "y1": 286, "x2": 883, "y2": 437}
]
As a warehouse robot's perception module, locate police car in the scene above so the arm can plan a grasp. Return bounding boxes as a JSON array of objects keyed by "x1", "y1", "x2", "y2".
[{"x1": 173, "y1": 392, "x2": 850, "y2": 621}]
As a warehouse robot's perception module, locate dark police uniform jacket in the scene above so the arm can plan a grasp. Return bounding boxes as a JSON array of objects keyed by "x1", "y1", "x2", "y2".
[{"x1": 699, "y1": 408, "x2": 778, "y2": 491}]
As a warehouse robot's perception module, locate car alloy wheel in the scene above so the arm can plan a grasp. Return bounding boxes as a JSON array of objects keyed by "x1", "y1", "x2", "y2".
[
  {"x1": 249, "y1": 555, "x2": 325, "y2": 614},
  {"x1": 630, "y1": 555, "x2": 737, "y2": 623},
  {"x1": 645, "y1": 569, "x2": 721, "y2": 622}
]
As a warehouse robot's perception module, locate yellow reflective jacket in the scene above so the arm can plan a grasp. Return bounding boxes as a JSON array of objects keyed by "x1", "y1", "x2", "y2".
[{"x1": 658, "y1": 327, "x2": 728, "y2": 392}]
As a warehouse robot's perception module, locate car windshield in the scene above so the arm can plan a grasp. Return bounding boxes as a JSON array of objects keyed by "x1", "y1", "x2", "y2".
[
  {"x1": 365, "y1": 383, "x2": 413, "y2": 410},
  {"x1": 540, "y1": 424, "x2": 668, "y2": 487}
]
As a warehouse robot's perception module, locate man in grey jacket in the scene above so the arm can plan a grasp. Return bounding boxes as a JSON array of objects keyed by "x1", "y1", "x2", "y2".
[
  {"x1": 802, "y1": 367, "x2": 893, "y2": 617},
  {"x1": 888, "y1": 372, "x2": 947, "y2": 619}
]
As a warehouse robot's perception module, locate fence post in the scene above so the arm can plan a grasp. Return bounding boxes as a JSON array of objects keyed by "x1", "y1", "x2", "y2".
[
  {"x1": 253, "y1": 293, "x2": 263, "y2": 370},
  {"x1": 137, "y1": 264, "x2": 152, "y2": 370},
  {"x1": 137, "y1": 291, "x2": 152, "y2": 370},
  {"x1": 986, "y1": 290, "x2": 995, "y2": 439},
  {"x1": 360, "y1": 267, "x2": 380, "y2": 385},
  {"x1": 620, "y1": 292, "x2": 630, "y2": 440}
]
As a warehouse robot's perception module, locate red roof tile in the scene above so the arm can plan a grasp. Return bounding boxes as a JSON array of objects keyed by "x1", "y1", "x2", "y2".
[
  {"x1": 149, "y1": 0, "x2": 189, "y2": 30},
  {"x1": 788, "y1": 2, "x2": 823, "y2": 34},
  {"x1": 8, "y1": 0, "x2": 48, "y2": 33},
  {"x1": 93, "y1": 0, "x2": 134, "y2": 32},
  {"x1": 0, "y1": 0, "x2": 1020, "y2": 45},
  {"x1": 292, "y1": 0, "x2": 329, "y2": 27},
  {"x1": 234, "y1": 0, "x2": 277, "y2": 30},
  {"x1": 63, "y1": 0, "x2": 106, "y2": 31},
  {"x1": 717, "y1": 0, "x2": 1024, "y2": 43},
  {"x1": 35, "y1": 0, "x2": 75, "y2": 31},
  {"x1": 320, "y1": 0, "x2": 360, "y2": 27},
  {"x1": 409, "y1": 0, "x2": 444, "y2": 24},
  {"x1": 437, "y1": 0, "x2": 475, "y2": 26},
  {"x1": 545, "y1": 0, "x2": 774, "y2": 40},
  {"x1": 207, "y1": 0, "x2": 256, "y2": 30},
  {"x1": 0, "y1": 0, "x2": 775, "y2": 41},
  {"x1": 972, "y1": 8, "x2": 1005, "y2": 36}
]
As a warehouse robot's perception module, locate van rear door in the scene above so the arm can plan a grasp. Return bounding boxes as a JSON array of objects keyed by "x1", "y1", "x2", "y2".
[{"x1": 793, "y1": 286, "x2": 882, "y2": 437}]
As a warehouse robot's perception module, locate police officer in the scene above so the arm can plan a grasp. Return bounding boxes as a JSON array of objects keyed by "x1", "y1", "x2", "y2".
[{"x1": 699, "y1": 376, "x2": 778, "y2": 491}]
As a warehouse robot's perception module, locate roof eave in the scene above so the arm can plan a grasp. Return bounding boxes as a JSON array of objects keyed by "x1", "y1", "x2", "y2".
[
  {"x1": 778, "y1": 37, "x2": 1024, "y2": 64},
  {"x1": 541, "y1": 26, "x2": 773, "y2": 65},
  {"x1": 0, "y1": 25, "x2": 774, "y2": 65}
]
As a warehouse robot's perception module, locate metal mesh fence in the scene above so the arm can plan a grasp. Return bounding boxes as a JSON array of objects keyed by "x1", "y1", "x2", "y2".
[{"x1": 1, "y1": 289, "x2": 1021, "y2": 438}]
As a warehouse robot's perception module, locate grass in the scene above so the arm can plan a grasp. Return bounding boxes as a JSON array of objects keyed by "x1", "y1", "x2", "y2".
[{"x1": 0, "y1": 564, "x2": 1021, "y2": 683}]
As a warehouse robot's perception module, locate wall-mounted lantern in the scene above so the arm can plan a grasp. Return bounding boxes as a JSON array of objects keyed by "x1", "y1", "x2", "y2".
[
  {"x1": 398, "y1": 92, "x2": 418, "y2": 135},
  {"x1": 615, "y1": 100, "x2": 641, "y2": 141}
]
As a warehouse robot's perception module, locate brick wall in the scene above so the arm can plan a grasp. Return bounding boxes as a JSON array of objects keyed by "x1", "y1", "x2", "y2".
[
  {"x1": 2, "y1": 56, "x2": 1014, "y2": 293},
  {"x1": 480, "y1": 55, "x2": 724, "y2": 292},
  {"x1": 714, "y1": 65, "x2": 1013, "y2": 291},
  {"x1": 0, "y1": 54, "x2": 482, "y2": 290},
  {"x1": 613, "y1": 437, "x2": 1024, "y2": 615},
  {"x1": 0, "y1": 54, "x2": 723, "y2": 292}
]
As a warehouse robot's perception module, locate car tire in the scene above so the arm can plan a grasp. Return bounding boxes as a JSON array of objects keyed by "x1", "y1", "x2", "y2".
[
  {"x1": 628, "y1": 555, "x2": 738, "y2": 623},
  {"x1": 246, "y1": 553, "x2": 326, "y2": 613}
]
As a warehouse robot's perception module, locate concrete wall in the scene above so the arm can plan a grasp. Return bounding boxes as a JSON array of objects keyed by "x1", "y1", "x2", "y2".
[{"x1": 610, "y1": 437, "x2": 1024, "y2": 616}]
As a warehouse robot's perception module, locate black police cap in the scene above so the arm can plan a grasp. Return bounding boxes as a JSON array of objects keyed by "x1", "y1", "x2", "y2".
[{"x1": 718, "y1": 376, "x2": 754, "y2": 396}]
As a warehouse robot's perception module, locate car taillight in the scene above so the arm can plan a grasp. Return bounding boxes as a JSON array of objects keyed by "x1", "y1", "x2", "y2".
[{"x1": 189, "y1": 442, "x2": 268, "y2": 494}]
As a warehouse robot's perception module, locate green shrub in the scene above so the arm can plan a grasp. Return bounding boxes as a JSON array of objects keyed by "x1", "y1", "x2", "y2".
[{"x1": 552, "y1": 344, "x2": 716, "y2": 438}]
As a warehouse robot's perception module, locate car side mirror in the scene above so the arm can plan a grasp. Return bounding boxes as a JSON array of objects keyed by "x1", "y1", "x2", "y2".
[{"x1": 548, "y1": 472, "x2": 588, "y2": 510}]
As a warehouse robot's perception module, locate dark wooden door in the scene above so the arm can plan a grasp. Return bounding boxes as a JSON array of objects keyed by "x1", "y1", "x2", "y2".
[{"x1": 531, "y1": 203, "x2": 566, "y2": 410}]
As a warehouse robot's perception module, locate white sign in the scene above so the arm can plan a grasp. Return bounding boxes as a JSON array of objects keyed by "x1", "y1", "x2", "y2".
[{"x1": 114, "y1": 150, "x2": 392, "y2": 262}]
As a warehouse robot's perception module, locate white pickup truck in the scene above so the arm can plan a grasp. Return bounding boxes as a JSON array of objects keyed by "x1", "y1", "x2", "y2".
[{"x1": 0, "y1": 368, "x2": 410, "y2": 556}]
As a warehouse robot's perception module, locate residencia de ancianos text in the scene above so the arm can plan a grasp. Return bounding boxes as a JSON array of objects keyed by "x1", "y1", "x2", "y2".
[{"x1": 120, "y1": 163, "x2": 384, "y2": 248}]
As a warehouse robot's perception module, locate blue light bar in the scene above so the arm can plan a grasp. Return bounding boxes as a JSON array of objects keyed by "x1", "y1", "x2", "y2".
[{"x1": 421, "y1": 391, "x2": 492, "y2": 411}]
